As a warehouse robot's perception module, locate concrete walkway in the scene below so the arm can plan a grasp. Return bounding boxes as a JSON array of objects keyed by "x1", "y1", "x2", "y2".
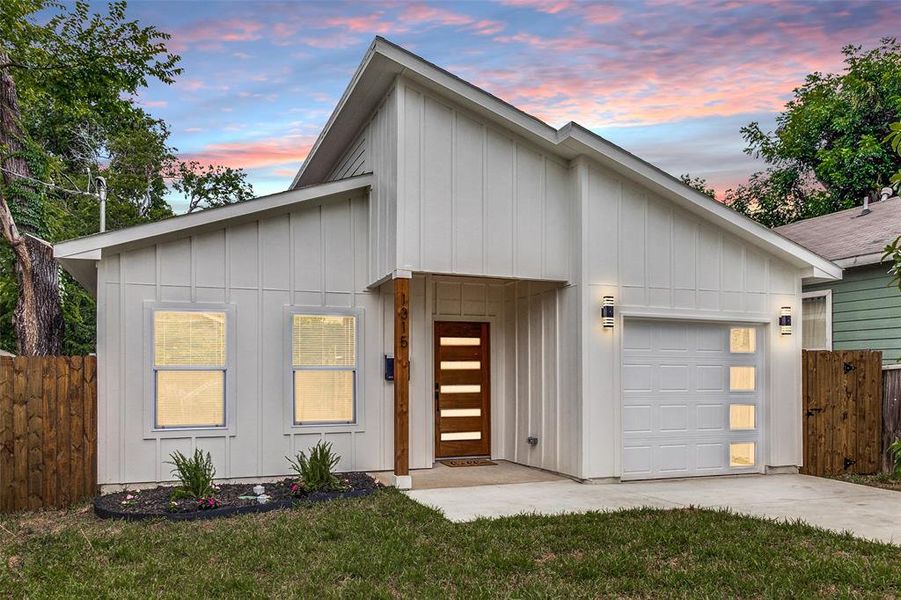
[{"x1": 407, "y1": 474, "x2": 901, "y2": 545}]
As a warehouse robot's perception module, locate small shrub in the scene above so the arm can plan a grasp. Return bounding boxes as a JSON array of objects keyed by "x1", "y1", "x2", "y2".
[
  {"x1": 286, "y1": 441, "x2": 342, "y2": 493},
  {"x1": 167, "y1": 449, "x2": 217, "y2": 500},
  {"x1": 890, "y1": 439, "x2": 901, "y2": 476}
]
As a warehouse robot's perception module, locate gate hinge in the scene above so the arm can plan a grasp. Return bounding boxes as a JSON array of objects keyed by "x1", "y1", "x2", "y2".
[
  {"x1": 805, "y1": 407, "x2": 824, "y2": 417},
  {"x1": 843, "y1": 457, "x2": 856, "y2": 470},
  {"x1": 843, "y1": 362, "x2": 855, "y2": 373}
]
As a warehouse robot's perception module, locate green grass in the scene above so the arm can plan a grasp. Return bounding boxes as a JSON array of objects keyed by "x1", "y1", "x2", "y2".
[
  {"x1": 1, "y1": 490, "x2": 899, "y2": 598},
  {"x1": 832, "y1": 472, "x2": 901, "y2": 492}
]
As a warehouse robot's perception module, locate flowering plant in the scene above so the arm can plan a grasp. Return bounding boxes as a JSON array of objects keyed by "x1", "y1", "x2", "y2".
[{"x1": 197, "y1": 496, "x2": 221, "y2": 510}]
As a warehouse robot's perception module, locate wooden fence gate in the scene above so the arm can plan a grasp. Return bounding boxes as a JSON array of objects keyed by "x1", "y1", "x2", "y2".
[
  {"x1": 882, "y1": 369, "x2": 901, "y2": 472},
  {"x1": 0, "y1": 356, "x2": 97, "y2": 513},
  {"x1": 801, "y1": 350, "x2": 882, "y2": 477}
]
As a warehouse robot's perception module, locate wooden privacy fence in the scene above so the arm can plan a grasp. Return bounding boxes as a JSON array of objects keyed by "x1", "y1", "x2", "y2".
[
  {"x1": 883, "y1": 368, "x2": 901, "y2": 472},
  {"x1": 801, "y1": 350, "x2": 882, "y2": 477},
  {"x1": 0, "y1": 356, "x2": 97, "y2": 513}
]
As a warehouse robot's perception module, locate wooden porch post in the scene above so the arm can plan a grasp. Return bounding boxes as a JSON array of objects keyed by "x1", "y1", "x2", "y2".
[{"x1": 393, "y1": 275, "x2": 411, "y2": 488}]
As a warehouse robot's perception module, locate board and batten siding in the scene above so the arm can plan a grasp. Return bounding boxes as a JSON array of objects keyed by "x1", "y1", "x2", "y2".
[
  {"x1": 805, "y1": 263, "x2": 901, "y2": 365},
  {"x1": 396, "y1": 79, "x2": 573, "y2": 283},
  {"x1": 95, "y1": 192, "x2": 408, "y2": 486},
  {"x1": 576, "y1": 159, "x2": 805, "y2": 478},
  {"x1": 323, "y1": 88, "x2": 397, "y2": 286}
]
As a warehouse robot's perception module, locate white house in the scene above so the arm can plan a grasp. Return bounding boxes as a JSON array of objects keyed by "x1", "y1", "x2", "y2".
[{"x1": 54, "y1": 38, "x2": 840, "y2": 490}]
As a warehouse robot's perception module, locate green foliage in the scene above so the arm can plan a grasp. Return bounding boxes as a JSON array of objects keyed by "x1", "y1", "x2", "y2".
[
  {"x1": 887, "y1": 122, "x2": 901, "y2": 188},
  {"x1": 0, "y1": 1, "x2": 254, "y2": 354},
  {"x1": 882, "y1": 236, "x2": 901, "y2": 292},
  {"x1": 679, "y1": 174, "x2": 716, "y2": 199},
  {"x1": 890, "y1": 439, "x2": 901, "y2": 476},
  {"x1": 286, "y1": 441, "x2": 342, "y2": 493},
  {"x1": 166, "y1": 449, "x2": 217, "y2": 500},
  {"x1": 168, "y1": 160, "x2": 254, "y2": 213},
  {"x1": 730, "y1": 38, "x2": 901, "y2": 227}
]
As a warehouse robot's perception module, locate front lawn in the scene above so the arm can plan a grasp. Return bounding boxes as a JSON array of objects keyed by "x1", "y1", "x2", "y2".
[{"x1": 1, "y1": 490, "x2": 899, "y2": 598}]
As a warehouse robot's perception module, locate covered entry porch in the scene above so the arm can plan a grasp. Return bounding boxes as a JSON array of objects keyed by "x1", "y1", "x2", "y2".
[{"x1": 383, "y1": 273, "x2": 574, "y2": 489}]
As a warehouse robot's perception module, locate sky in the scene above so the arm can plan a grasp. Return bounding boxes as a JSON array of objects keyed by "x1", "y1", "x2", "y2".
[{"x1": 116, "y1": 0, "x2": 900, "y2": 212}]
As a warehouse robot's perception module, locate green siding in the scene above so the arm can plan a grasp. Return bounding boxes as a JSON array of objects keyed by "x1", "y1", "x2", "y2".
[{"x1": 805, "y1": 264, "x2": 901, "y2": 365}]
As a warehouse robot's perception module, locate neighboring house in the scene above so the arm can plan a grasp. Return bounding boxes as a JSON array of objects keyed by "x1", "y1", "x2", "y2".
[
  {"x1": 776, "y1": 191, "x2": 901, "y2": 365},
  {"x1": 54, "y1": 37, "x2": 839, "y2": 490}
]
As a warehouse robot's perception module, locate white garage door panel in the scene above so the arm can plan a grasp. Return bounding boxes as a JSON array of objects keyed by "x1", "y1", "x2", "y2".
[{"x1": 622, "y1": 320, "x2": 763, "y2": 480}]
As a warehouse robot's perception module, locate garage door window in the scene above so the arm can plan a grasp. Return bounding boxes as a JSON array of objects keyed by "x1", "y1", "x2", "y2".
[
  {"x1": 730, "y1": 442, "x2": 755, "y2": 467},
  {"x1": 729, "y1": 328, "x2": 756, "y2": 353},
  {"x1": 729, "y1": 404, "x2": 755, "y2": 430},
  {"x1": 729, "y1": 366, "x2": 756, "y2": 391}
]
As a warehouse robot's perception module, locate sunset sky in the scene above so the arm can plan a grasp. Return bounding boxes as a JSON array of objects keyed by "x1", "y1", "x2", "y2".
[{"x1": 120, "y1": 0, "x2": 900, "y2": 212}]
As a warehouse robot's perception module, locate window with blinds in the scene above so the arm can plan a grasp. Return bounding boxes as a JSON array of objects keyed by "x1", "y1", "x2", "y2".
[
  {"x1": 292, "y1": 314, "x2": 357, "y2": 424},
  {"x1": 153, "y1": 310, "x2": 227, "y2": 428}
]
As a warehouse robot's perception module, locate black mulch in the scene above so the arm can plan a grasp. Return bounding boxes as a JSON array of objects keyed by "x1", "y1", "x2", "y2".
[{"x1": 94, "y1": 473, "x2": 381, "y2": 521}]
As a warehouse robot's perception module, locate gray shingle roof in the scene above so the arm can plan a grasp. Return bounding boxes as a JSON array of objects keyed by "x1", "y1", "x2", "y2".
[{"x1": 774, "y1": 196, "x2": 901, "y2": 261}]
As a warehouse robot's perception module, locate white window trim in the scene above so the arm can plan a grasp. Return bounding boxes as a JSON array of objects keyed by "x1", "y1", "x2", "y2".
[
  {"x1": 143, "y1": 301, "x2": 237, "y2": 439},
  {"x1": 802, "y1": 290, "x2": 833, "y2": 350},
  {"x1": 283, "y1": 306, "x2": 364, "y2": 433}
]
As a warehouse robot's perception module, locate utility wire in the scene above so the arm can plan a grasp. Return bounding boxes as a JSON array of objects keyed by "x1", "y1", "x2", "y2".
[{"x1": 0, "y1": 165, "x2": 98, "y2": 197}]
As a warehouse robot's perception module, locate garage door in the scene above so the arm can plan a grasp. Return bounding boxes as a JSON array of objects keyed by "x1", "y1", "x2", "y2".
[{"x1": 622, "y1": 320, "x2": 763, "y2": 480}]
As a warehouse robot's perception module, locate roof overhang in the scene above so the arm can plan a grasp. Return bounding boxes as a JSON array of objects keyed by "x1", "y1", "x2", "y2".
[
  {"x1": 54, "y1": 174, "x2": 373, "y2": 295},
  {"x1": 833, "y1": 252, "x2": 887, "y2": 269},
  {"x1": 292, "y1": 37, "x2": 841, "y2": 283}
]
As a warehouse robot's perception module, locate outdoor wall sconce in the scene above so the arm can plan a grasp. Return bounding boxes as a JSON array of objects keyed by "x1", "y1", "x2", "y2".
[
  {"x1": 601, "y1": 296, "x2": 615, "y2": 328},
  {"x1": 779, "y1": 306, "x2": 792, "y2": 335}
]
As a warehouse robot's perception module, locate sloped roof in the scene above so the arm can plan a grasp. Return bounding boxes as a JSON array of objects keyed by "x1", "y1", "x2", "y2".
[
  {"x1": 775, "y1": 196, "x2": 901, "y2": 267},
  {"x1": 53, "y1": 175, "x2": 373, "y2": 294},
  {"x1": 292, "y1": 37, "x2": 840, "y2": 282}
]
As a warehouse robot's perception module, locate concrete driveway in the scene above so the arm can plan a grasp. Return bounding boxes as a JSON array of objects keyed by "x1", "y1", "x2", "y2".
[{"x1": 407, "y1": 474, "x2": 901, "y2": 545}]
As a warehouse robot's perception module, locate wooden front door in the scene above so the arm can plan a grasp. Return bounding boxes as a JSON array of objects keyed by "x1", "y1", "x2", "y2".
[{"x1": 434, "y1": 321, "x2": 490, "y2": 458}]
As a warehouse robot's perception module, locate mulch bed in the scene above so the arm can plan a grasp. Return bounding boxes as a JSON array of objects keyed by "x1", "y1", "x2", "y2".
[{"x1": 94, "y1": 473, "x2": 381, "y2": 521}]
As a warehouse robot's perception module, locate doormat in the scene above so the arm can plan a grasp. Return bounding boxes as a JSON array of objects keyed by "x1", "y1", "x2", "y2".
[{"x1": 440, "y1": 458, "x2": 497, "y2": 468}]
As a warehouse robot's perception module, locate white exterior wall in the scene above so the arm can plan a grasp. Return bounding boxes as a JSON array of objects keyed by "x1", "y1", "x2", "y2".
[
  {"x1": 509, "y1": 281, "x2": 582, "y2": 475},
  {"x1": 396, "y1": 79, "x2": 572, "y2": 282},
  {"x1": 327, "y1": 88, "x2": 397, "y2": 285},
  {"x1": 96, "y1": 192, "x2": 406, "y2": 486},
  {"x1": 96, "y1": 81, "x2": 811, "y2": 485},
  {"x1": 576, "y1": 159, "x2": 804, "y2": 479}
]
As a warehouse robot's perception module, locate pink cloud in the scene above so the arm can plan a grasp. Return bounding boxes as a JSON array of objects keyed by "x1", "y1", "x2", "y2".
[
  {"x1": 170, "y1": 19, "x2": 265, "y2": 52},
  {"x1": 479, "y1": 5, "x2": 891, "y2": 128},
  {"x1": 180, "y1": 136, "x2": 315, "y2": 170},
  {"x1": 141, "y1": 99, "x2": 168, "y2": 108},
  {"x1": 178, "y1": 78, "x2": 206, "y2": 92},
  {"x1": 584, "y1": 4, "x2": 623, "y2": 24},
  {"x1": 322, "y1": 13, "x2": 396, "y2": 35},
  {"x1": 500, "y1": 0, "x2": 574, "y2": 14},
  {"x1": 319, "y1": 4, "x2": 504, "y2": 37}
]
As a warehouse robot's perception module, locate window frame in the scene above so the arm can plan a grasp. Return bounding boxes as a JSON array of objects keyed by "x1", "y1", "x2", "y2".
[
  {"x1": 143, "y1": 302, "x2": 236, "y2": 438},
  {"x1": 801, "y1": 290, "x2": 832, "y2": 350},
  {"x1": 284, "y1": 306, "x2": 364, "y2": 430}
]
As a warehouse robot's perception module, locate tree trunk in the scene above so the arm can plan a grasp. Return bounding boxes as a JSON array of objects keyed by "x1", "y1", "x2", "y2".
[{"x1": 0, "y1": 53, "x2": 65, "y2": 355}]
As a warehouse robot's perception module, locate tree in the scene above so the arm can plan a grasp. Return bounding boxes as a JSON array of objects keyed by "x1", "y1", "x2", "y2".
[
  {"x1": 0, "y1": 1, "x2": 254, "y2": 355},
  {"x1": 679, "y1": 174, "x2": 716, "y2": 199},
  {"x1": 168, "y1": 161, "x2": 254, "y2": 213},
  {"x1": 730, "y1": 38, "x2": 901, "y2": 227},
  {"x1": 0, "y1": 0, "x2": 182, "y2": 354},
  {"x1": 887, "y1": 121, "x2": 901, "y2": 189}
]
